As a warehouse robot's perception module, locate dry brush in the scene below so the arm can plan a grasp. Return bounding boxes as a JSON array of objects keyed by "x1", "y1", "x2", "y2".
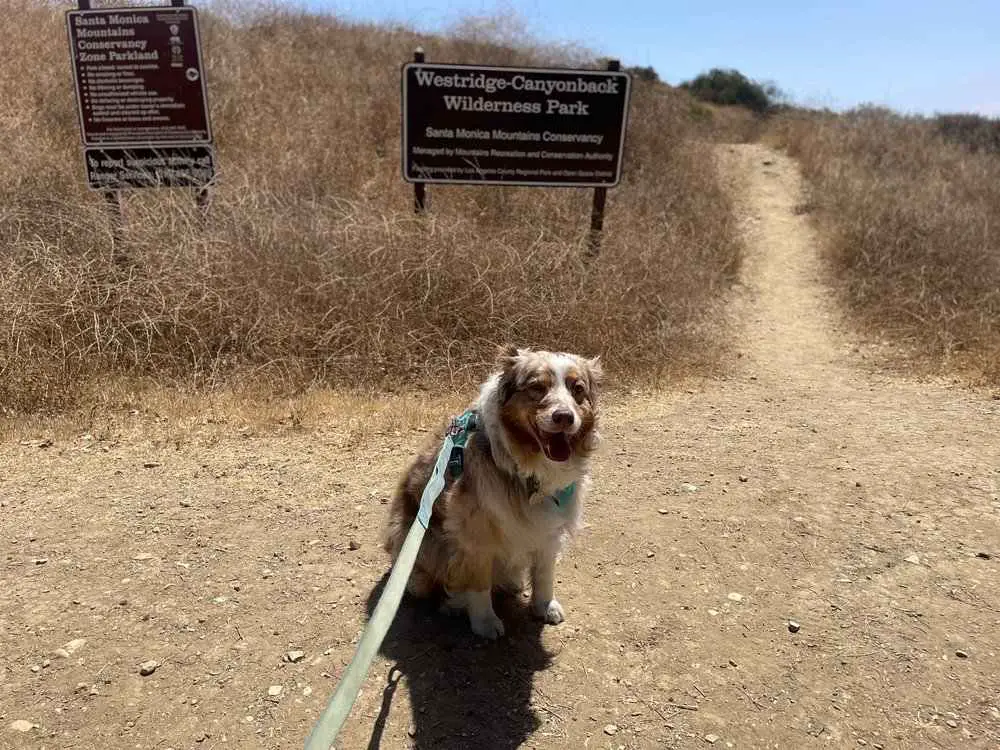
[
  {"x1": 772, "y1": 108, "x2": 1000, "y2": 381},
  {"x1": 1, "y1": 2, "x2": 743, "y2": 412}
]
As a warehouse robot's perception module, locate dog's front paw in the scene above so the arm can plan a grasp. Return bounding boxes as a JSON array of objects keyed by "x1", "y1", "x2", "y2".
[
  {"x1": 470, "y1": 611, "x2": 506, "y2": 639},
  {"x1": 531, "y1": 598, "x2": 565, "y2": 625}
]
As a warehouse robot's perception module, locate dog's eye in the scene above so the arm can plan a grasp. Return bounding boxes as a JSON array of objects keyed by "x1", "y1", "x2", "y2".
[
  {"x1": 526, "y1": 382, "x2": 546, "y2": 399},
  {"x1": 571, "y1": 382, "x2": 587, "y2": 401}
]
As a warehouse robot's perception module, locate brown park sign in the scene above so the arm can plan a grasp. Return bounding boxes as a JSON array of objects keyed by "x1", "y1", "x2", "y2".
[
  {"x1": 66, "y1": 6, "x2": 214, "y2": 189},
  {"x1": 402, "y1": 63, "x2": 631, "y2": 188}
]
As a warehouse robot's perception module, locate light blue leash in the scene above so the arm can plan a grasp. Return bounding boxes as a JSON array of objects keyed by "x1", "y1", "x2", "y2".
[{"x1": 303, "y1": 411, "x2": 477, "y2": 750}]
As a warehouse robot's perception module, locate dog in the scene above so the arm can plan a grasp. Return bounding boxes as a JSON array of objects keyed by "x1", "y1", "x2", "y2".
[{"x1": 383, "y1": 346, "x2": 602, "y2": 639}]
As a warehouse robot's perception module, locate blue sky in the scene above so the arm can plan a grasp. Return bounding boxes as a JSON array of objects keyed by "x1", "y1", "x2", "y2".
[{"x1": 301, "y1": 0, "x2": 1000, "y2": 115}]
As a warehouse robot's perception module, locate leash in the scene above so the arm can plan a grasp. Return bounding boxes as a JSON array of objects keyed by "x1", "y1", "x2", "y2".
[{"x1": 303, "y1": 410, "x2": 478, "y2": 750}]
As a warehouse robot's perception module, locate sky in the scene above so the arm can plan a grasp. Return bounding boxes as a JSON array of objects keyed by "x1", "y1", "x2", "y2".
[{"x1": 301, "y1": 0, "x2": 1000, "y2": 116}]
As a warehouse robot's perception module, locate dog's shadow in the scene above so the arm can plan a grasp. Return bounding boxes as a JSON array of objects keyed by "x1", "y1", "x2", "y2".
[{"x1": 363, "y1": 573, "x2": 552, "y2": 749}]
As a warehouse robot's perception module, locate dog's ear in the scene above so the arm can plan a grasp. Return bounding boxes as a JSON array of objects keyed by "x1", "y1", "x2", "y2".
[
  {"x1": 583, "y1": 355, "x2": 603, "y2": 399},
  {"x1": 497, "y1": 345, "x2": 523, "y2": 404},
  {"x1": 497, "y1": 343, "x2": 521, "y2": 364},
  {"x1": 585, "y1": 355, "x2": 603, "y2": 385}
]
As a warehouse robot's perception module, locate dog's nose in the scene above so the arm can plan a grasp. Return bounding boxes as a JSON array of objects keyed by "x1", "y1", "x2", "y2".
[{"x1": 552, "y1": 409, "x2": 575, "y2": 429}]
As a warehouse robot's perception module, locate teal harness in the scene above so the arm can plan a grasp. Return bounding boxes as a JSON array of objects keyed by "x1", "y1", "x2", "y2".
[
  {"x1": 304, "y1": 409, "x2": 576, "y2": 749},
  {"x1": 550, "y1": 482, "x2": 576, "y2": 508}
]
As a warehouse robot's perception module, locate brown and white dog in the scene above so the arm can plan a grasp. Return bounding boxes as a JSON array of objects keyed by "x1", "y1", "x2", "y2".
[{"x1": 383, "y1": 346, "x2": 602, "y2": 638}]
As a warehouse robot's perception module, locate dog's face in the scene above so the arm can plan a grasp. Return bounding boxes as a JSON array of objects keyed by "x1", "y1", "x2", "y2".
[{"x1": 497, "y1": 346, "x2": 602, "y2": 463}]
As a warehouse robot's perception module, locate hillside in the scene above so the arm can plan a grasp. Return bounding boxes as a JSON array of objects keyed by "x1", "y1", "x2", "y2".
[{"x1": 1, "y1": 2, "x2": 751, "y2": 414}]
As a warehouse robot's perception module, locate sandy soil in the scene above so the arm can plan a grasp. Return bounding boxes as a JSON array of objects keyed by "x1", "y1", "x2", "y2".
[{"x1": 3, "y1": 144, "x2": 999, "y2": 750}]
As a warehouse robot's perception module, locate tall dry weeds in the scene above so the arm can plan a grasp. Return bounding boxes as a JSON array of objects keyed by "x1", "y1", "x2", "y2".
[
  {"x1": 772, "y1": 108, "x2": 1000, "y2": 381},
  {"x1": 1, "y1": 2, "x2": 743, "y2": 413}
]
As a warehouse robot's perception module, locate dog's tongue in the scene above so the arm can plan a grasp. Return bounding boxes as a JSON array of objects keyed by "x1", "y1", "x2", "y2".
[{"x1": 544, "y1": 433, "x2": 572, "y2": 462}]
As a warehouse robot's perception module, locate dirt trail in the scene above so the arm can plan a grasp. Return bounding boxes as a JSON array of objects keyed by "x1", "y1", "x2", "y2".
[
  {"x1": 3, "y1": 144, "x2": 1000, "y2": 750},
  {"x1": 731, "y1": 143, "x2": 845, "y2": 376}
]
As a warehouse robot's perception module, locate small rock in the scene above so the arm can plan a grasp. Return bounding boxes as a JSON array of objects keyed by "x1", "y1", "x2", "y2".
[
  {"x1": 133, "y1": 553, "x2": 154, "y2": 561},
  {"x1": 728, "y1": 658, "x2": 738, "y2": 667},
  {"x1": 262, "y1": 569, "x2": 273, "y2": 579},
  {"x1": 143, "y1": 461, "x2": 161, "y2": 468},
  {"x1": 904, "y1": 553, "x2": 920, "y2": 565},
  {"x1": 302, "y1": 686, "x2": 313, "y2": 697},
  {"x1": 945, "y1": 719, "x2": 958, "y2": 728},
  {"x1": 707, "y1": 608, "x2": 719, "y2": 616},
  {"x1": 75, "y1": 682, "x2": 88, "y2": 692},
  {"x1": 657, "y1": 508, "x2": 668, "y2": 515},
  {"x1": 348, "y1": 540, "x2": 361, "y2": 551},
  {"x1": 88, "y1": 686, "x2": 99, "y2": 696},
  {"x1": 179, "y1": 499, "x2": 192, "y2": 508},
  {"x1": 727, "y1": 592, "x2": 743, "y2": 602},
  {"x1": 53, "y1": 648, "x2": 70, "y2": 659},
  {"x1": 681, "y1": 483, "x2": 699, "y2": 493},
  {"x1": 738, "y1": 474, "x2": 749, "y2": 482},
  {"x1": 138, "y1": 660, "x2": 160, "y2": 676},
  {"x1": 41, "y1": 659, "x2": 50, "y2": 668},
  {"x1": 62, "y1": 638, "x2": 87, "y2": 656},
  {"x1": 955, "y1": 649, "x2": 969, "y2": 658},
  {"x1": 285, "y1": 650, "x2": 305, "y2": 663},
  {"x1": 788, "y1": 620, "x2": 801, "y2": 633},
  {"x1": 9, "y1": 720, "x2": 37, "y2": 732},
  {"x1": 30, "y1": 665, "x2": 40, "y2": 673},
  {"x1": 646, "y1": 551, "x2": 655, "y2": 558},
  {"x1": 32, "y1": 558, "x2": 48, "y2": 565},
  {"x1": 857, "y1": 740, "x2": 867, "y2": 747},
  {"x1": 267, "y1": 685, "x2": 283, "y2": 698},
  {"x1": 407, "y1": 725, "x2": 417, "y2": 738},
  {"x1": 976, "y1": 551, "x2": 991, "y2": 560},
  {"x1": 705, "y1": 734, "x2": 720, "y2": 744},
  {"x1": 603, "y1": 724, "x2": 619, "y2": 736}
]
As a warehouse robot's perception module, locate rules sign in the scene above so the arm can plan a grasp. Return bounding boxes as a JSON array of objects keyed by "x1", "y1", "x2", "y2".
[
  {"x1": 66, "y1": 6, "x2": 214, "y2": 189},
  {"x1": 402, "y1": 63, "x2": 631, "y2": 188}
]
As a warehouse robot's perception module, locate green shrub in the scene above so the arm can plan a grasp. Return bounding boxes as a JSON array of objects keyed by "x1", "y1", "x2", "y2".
[{"x1": 680, "y1": 68, "x2": 773, "y2": 113}]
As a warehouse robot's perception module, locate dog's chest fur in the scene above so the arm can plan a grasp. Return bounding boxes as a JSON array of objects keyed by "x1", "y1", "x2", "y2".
[{"x1": 442, "y1": 426, "x2": 585, "y2": 564}]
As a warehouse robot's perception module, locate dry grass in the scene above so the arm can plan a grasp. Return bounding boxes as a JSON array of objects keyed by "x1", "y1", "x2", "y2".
[
  {"x1": 1, "y1": 1, "x2": 743, "y2": 414},
  {"x1": 770, "y1": 107, "x2": 1000, "y2": 381},
  {"x1": 687, "y1": 100, "x2": 765, "y2": 143},
  {"x1": 0, "y1": 375, "x2": 468, "y2": 449}
]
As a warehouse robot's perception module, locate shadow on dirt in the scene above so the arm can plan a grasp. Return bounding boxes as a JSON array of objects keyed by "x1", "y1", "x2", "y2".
[{"x1": 363, "y1": 573, "x2": 552, "y2": 749}]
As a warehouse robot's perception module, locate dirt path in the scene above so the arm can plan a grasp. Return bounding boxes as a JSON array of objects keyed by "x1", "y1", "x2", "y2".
[{"x1": 3, "y1": 144, "x2": 1000, "y2": 750}]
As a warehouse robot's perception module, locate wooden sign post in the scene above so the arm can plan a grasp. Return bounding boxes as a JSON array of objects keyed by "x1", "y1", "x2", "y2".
[
  {"x1": 412, "y1": 47, "x2": 427, "y2": 215},
  {"x1": 588, "y1": 59, "x2": 621, "y2": 256}
]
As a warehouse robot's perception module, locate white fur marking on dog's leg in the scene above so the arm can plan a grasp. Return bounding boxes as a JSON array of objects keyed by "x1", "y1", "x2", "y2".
[
  {"x1": 467, "y1": 589, "x2": 505, "y2": 639},
  {"x1": 530, "y1": 552, "x2": 565, "y2": 625}
]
